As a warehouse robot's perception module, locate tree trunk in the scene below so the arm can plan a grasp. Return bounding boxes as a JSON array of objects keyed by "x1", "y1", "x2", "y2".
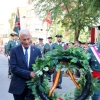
[{"x1": 74, "y1": 28, "x2": 80, "y2": 42}]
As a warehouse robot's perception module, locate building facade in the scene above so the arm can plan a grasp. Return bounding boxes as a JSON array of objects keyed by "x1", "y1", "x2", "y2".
[{"x1": 26, "y1": 3, "x2": 49, "y2": 43}]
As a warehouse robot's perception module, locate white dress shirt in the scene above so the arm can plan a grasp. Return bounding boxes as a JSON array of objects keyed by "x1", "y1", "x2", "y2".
[{"x1": 22, "y1": 46, "x2": 31, "y2": 67}]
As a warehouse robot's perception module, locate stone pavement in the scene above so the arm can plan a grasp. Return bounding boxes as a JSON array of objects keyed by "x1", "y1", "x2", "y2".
[
  {"x1": 0, "y1": 54, "x2": 76, "y2": 100},
  {"x1": 0, "y1": 54, "x2": 13, "y2": 100}
]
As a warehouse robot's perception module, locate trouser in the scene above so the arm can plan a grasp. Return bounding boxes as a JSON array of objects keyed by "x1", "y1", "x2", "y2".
[
  {"x1": 8, "y1": 58, "x2": 13, "y2": 78},
  {"x1": 76, "y1": 70, "x2": 80, "y2": 78},
  {"x1": 53, "y1": 70, "x2": 63, "y2": 87},
  {"x1": 8, "y1": 58, "x2": 11, "y2": 75},
  {"x1": 92, "y1": 80, "x2": 100, "y2": 100},
  {"x1": 13, "y1": 86, "x2": 35, "y2": 100},
  {"x1": 46, "y1": 73, "x2": 51, "y2": 81}
]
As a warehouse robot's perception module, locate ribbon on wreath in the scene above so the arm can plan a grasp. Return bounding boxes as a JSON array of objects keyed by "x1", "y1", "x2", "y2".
[
  {"x1": 49, "y1": 68, "x2": 80, "y2": 98},
  {"x1": 49, "y1": 69, "x2": 61, "y2": 97},
  {"x1": 58, "y1": 98, "x2": 63, "y2": 100},
  {"x1": 67, "y1": 69, "x2": 80, "y2": 89}
]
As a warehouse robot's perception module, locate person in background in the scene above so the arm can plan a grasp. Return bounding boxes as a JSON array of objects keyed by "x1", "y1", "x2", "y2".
[
  {"x1": 36, "y1": 38, "x2": 44, "y2": 57},
  {"x1": 6, "y1": 33, "x2": 15, "y2": 56},
  {"x1": 6, "y1": 33, "x2": 16, "y2": 78},
  {"x1": 74, "y1": 40, "x2": 81, "y2": 48},
  {"x1": 32, "y1": 43, "x2": 35, "y2": 46},
  {"x1": 64, "y1": 42, "x2": 68, "y2": 50},
  {"x1": 14, "y1": 34, "x2": 20, "y2": 46},
  {"x1": 52, "y1": 34, "x2": 64, "y2": 89},
  {"x1": 43, "y1": 36, "x2": 53, "y2": 82},
  {"x1": 88, "y1": 42, "x2": 95, "y2": 47},
  {"x1": 68, "y1": 42, "x2": 73, "y2": 48},
  {"x1": 8, "y1": 29, "x2": 42, "y2": 100},
  {"x1": 87, "y1": 40, "x2": 100, "y2": 100},
  {"x1": 43, "y1": 36, "x2": 53, "y2": 54},
  {"x1": 84, "y1": 42, "x2": 88, "y2": 52}
]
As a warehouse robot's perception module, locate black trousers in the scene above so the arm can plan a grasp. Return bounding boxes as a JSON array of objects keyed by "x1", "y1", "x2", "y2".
[{"x1": 13, "y1": 87, "x2": 35, "y2": 100}]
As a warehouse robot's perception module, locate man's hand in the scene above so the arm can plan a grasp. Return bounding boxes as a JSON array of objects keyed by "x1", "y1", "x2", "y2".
[{"x1": 30, "y1": 72, "x2": 35, "y2": 78}]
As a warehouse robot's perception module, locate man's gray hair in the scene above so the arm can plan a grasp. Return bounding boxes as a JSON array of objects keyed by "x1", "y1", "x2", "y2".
[{"x1": 19, "y1": 29, "x2": 30, "y2": 37}]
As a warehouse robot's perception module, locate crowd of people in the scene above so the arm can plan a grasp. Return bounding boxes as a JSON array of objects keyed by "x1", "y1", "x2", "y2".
[{"x1": 3, "y1": 29, "x2": 100, "y2": 100}]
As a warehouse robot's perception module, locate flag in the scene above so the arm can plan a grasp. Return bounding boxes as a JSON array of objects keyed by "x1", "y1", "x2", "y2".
[
  {"x1": 13, "y1": 8, "x2": 20, "y2": 35},
  {"x1": 46, "y1": 12, "x2": 52, "y2": 24}
]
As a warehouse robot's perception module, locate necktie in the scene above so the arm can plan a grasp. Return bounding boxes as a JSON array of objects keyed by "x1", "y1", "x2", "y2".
[{"x1": 24, "y1": 48, "x2": 28, "y2": 67}]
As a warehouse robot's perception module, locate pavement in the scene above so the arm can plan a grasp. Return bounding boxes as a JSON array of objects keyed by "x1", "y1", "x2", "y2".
[
  {"x1": 0, "y1": 54, "x2": 76, "y2": 100},
  {"x1": 0, "y1": 54, "x2": 13, "y2": 100}
]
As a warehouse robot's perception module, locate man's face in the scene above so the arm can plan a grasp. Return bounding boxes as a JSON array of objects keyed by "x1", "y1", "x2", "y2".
[
  {"x1": 74, "y1": 41, "x2": 80, "y2": 47},
  {"x1": 48, "y1": 39, "x2": 52, "y2": 43},
  {"x1": 14, "y1": 36, "x2": 19, "y2": 41},
  {"x1": 57, "y1": 37, "x2": 62, "y2": 42},
  {"x1": 19, "y1": 33, "x2": 31, "y2": 48},
  {"x1": 11, "y1": 36, "x2": 14, "y2": 40},
  {"x1": 39, "y1": 40, "x2": 43, "y2": 44}
]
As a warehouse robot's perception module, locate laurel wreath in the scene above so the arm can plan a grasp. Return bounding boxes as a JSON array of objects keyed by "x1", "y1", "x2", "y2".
[{"x1": 27, "y1": 46, "x2": 100, "y2": 100}]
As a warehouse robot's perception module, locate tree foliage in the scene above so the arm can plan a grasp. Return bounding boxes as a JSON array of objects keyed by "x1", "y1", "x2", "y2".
[{"x1": 29, "y1": 0, "x2": 100, "y2": 41}]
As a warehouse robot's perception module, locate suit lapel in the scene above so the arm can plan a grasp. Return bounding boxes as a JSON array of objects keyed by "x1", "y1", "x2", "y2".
[{"x1": 18, "y1": 45, "x2": 27, "y2": 68}]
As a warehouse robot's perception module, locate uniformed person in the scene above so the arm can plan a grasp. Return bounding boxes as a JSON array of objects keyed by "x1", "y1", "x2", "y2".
[
  {"x1": 6, "y1": 33, "x2": 20, "y2": 78},
  {"x1": 43, "y1": 36, "x2": 53, "y2": 54},
  {"x1": 52, "y1": 34, "x2": 65, "y2": 50},
  {"x1": 43, "y1": 36, "x2": 53, "y2": 82},
  {"x1": 52, "y1": 34, "x2": 65, "y2": 89},
  {"x1": 14, "y1": 34, "x2": 20, "y2": 46},
  {"x1": 6, "y1": 33, "x2": 15, "y2": 56},
  {"x1": 87, "y1": 43, "x2": 100, "y2": 100},
  {"x1": 36, "y1": 38, "x2": 44, "y2": 57}
]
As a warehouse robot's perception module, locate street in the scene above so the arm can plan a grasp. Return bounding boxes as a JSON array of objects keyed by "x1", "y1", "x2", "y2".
[{"x1": 0, "y1": 54, "x2": 75, "y2": 100}]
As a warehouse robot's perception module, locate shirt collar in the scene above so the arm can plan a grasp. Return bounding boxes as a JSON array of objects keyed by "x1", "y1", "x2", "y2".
[{"x1": 22, "y1": 45, "x2": 31, "y2": 50}]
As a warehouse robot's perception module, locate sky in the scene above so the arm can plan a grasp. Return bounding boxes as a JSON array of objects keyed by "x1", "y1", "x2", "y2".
[{"x1": 0, "y1": 0, "x2": 28, "y2": 19}]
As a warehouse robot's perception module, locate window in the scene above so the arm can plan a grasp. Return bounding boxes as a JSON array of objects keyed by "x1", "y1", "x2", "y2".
[{"x1": 3, "y1": 34, "x2": 7, "y2": 38}]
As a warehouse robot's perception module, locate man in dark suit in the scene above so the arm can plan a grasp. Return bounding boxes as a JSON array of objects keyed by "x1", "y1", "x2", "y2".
[{"x1": 9, "y1": 29, "x2": 42, "y2": 100}]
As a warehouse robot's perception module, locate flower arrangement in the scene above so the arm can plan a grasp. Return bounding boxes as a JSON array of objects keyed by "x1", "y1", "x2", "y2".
[{"x1": 27, "y1": 46, "x2": 100, "y2": 100}]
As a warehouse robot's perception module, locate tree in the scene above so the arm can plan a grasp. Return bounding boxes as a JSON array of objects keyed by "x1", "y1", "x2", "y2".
[{"x1": 29, "y1": 0, "x2": 100, "y2": 41}]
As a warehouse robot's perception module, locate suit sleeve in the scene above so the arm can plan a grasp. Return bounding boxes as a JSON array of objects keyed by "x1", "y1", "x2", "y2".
[{"x1": 10, "y1": 48, "x2": 31, "y2": 79}]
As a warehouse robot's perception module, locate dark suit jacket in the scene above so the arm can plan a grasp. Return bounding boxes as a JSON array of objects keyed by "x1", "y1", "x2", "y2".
[{"x1": 9, "y1": 45, "x2": 42, "y2": 94}]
